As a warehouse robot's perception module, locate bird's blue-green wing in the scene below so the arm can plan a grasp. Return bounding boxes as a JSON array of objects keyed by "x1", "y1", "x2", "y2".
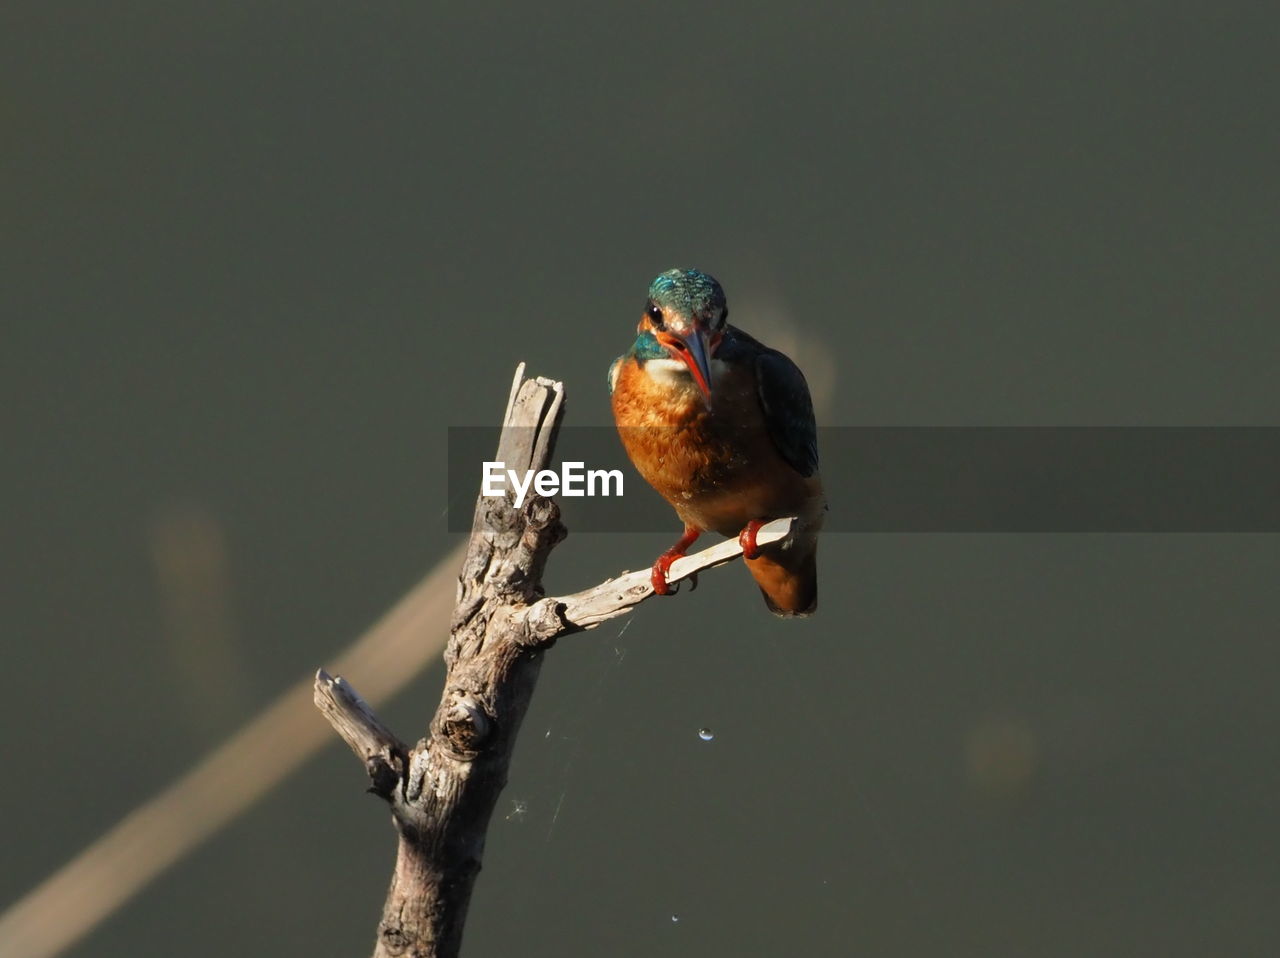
[{"x1": 754, "y1": 348, "x2": 819, "y2": 477}]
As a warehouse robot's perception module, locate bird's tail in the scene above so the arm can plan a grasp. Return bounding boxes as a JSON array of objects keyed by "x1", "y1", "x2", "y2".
[{"x1": 744, "y1": 538, "x2": 818, "y2": 617}]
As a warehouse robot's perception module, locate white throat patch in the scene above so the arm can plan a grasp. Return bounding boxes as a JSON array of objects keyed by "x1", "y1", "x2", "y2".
[{"x1": 643, "y1": 357, "x2": 730, "y2": 389}]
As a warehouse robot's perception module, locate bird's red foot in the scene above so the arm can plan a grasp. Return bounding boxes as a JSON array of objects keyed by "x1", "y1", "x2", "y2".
[
  {"x1": 650, "y1": 552, "x2": 680, "y2": 595},
  {"x1": 739, "y1": 519, "x2": 769, "y2": 560},
  {"x1": 651, "y1": 527, "x2": 701, "y2": 595}
]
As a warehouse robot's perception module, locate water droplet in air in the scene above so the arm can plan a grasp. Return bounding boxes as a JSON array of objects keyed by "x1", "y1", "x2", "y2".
[
  {"x1": 671, "y1": 914, "x2": 680, "y2": 923},
  {"x1": 698, "y1": 728, "x2": 714, "y2": 741}
]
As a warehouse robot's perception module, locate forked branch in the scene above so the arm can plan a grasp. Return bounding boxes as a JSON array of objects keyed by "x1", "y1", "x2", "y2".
[{"x1": 314, "y1": 364, "x2": 801, "y2": 958}]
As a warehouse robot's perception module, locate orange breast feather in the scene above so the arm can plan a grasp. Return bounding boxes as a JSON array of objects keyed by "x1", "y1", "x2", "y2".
[{"x1": 611, "y1": 358, "x2": 819, "y2": 538}]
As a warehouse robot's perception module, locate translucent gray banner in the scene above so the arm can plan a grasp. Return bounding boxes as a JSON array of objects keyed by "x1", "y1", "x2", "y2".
[{"x1": 447, "y1": 427, "x2": 1280, "y2": 533}]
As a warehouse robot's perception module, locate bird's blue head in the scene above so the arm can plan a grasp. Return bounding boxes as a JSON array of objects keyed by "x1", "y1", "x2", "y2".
[{"x1": 637, "y1": 268, "x2": 729, "y2": 399}]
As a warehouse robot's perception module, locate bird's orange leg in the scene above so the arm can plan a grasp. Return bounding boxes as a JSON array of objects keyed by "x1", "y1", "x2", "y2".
[
  {"x1": 651, "y1": 526, "x2": 701, "y2": 595},
  {"x1": 738, "y1": 518, "x2": 769, "y2": 560}
]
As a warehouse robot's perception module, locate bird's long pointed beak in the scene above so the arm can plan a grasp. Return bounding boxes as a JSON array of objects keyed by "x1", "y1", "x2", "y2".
[{"x1": 657, "y1": 327, "x2": 714, "y2": 400}]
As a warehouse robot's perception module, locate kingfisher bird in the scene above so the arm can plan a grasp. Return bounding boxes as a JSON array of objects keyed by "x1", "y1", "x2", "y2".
[{"x1": 609, "y1": 268, "x2": 825, "y2": 616}]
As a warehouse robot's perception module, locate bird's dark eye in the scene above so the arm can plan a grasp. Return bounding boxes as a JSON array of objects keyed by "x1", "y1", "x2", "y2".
[{"x1": 646, "y1": 304, "x2": 664, "y2": 327}]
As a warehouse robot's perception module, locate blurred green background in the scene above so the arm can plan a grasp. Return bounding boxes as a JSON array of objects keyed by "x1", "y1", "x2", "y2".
[{"x1": 3, "y1": 2, "x2": 1278, "y2": 956}]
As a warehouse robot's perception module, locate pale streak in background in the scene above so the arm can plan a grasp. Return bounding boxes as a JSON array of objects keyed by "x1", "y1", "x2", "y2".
[{"x1": 0, "y1": 540, "x2": 467, "y2": 958}]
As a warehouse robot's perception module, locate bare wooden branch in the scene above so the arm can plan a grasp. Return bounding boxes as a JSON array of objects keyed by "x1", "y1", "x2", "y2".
[
  {"x1": 315, "y1": 367, "x2": 803, "y2": 958},
  {"x1": 521, "y1": 517, "x2": 796, "y2": 638},
  {"x1": 316, "y1": 368, "x2": 566, "y2": 958}
]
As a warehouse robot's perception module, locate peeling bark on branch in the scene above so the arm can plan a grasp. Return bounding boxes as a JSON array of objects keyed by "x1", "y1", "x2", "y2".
[{"x1": 315, "y1": 364, "x2": 801, "y2": 958}]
